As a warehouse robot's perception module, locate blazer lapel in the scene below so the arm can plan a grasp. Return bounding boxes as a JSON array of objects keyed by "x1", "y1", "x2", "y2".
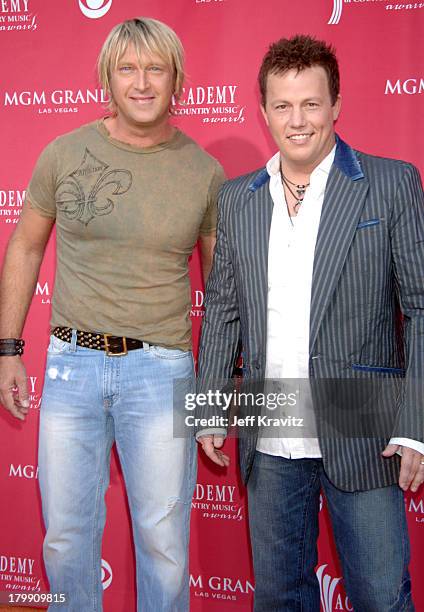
[{"x1": 309, "y1": 138, "x2": 369, "y2": 353}]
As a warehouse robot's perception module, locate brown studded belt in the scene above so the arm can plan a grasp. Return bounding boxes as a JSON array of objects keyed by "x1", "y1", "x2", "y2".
[{"x1": 52, "y1": 326, "x2": 145, "y2": 356}]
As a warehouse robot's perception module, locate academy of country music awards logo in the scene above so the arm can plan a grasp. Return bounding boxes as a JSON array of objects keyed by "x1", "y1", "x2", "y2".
[
  {"x1": 192, "y1": 482, "x2": 245, "y2": 522},
  {"x1": 0, "y1": 554, "x2": 111, "y2": 595},
  {"x1": 328, "y1": 0, "x2": 423, "y2": 25},
  {"x1": 0, "y1": 0, "x2": 37, "y2": 33},
  {"x1": 0, "y1": 189, "x2": 24, "y2": 225},
  {"x1": 2, "y1": 87, "x2": 109, "y2": 115},
  {"x1": 0, "y1": 554, "x2": 42, "y2": 593},
  {"x1": 175, "y1": 85, "x2": 246, "y2": 125}
]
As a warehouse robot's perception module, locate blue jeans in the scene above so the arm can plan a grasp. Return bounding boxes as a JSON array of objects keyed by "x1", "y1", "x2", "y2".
[
  {"x1": 248, "y1": 451, "x2": 413, "y2": 612},
  {"x1": 38, "y1": 333, "x2": 197, "y2": 611}
]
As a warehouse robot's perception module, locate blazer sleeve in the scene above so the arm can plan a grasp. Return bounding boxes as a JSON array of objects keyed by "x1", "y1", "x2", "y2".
[
  {"x1": 195, "y1": 185, "x2": 242, "y2": 435},
  {"x1": 390, "y1": 163, "x2": 424, "y2": 443}
]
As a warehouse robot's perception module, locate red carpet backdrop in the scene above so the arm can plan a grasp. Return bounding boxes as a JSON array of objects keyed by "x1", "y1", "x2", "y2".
[{"x1": 0, "y1": 1, "x2": 423, "y2": 610}]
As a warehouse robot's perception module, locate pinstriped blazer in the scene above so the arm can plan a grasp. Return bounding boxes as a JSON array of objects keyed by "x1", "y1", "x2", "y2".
[{"x1": 197, "y1": 136, "x2": 424, "y2": 491}]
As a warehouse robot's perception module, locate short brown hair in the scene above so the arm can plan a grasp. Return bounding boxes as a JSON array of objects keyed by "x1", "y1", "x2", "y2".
[
  {"x1": 98, "y1": 17, "x2": 185, "y2": 112},
  {"x1": 258, "y1": 34, "x2": 340, "y2": 106}
]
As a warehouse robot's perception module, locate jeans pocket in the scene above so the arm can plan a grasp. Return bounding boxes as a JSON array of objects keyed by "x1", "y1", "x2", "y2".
[
  {"x1": 150, "y1": 345, "x2": 192, "y2": 360},
  {"x1": 47, "y1": 334, "x2": 71, "y2": 355}
]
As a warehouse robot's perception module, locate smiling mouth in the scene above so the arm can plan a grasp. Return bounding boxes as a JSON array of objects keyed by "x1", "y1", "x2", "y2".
[
  {"x1": 130, "y1": 96, "x2": 155, "y2": 104},
  {"x1": 287, "y1": 133, "x2": 313, "y2": 142}
]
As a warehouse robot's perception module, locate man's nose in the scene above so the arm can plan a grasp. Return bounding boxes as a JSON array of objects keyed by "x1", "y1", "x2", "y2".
[
  {"x1": 289, "y1": 106, "x2": 306, "y2": 128},
  {"x1": 133, "y1": 68, "x2": 149, "y2": 90}
]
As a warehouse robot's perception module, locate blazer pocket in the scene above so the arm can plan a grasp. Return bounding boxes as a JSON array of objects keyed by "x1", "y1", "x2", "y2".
[
  {"x1": 351, "y1": 363, "x2": 405, "y2": 375},
  {"x1": 356, "y1": 219, "x2": 381, "y2": 229}
]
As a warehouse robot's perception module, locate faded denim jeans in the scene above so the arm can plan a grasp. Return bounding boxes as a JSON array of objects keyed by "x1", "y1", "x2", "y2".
[{"x1": 38, "y1": 333, "x2": 197, "y2": 611}]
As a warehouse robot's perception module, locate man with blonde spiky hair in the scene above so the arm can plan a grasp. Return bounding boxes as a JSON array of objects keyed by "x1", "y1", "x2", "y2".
[{"x1": 0, "y1": 17, "x2": 225, "y2": 611}]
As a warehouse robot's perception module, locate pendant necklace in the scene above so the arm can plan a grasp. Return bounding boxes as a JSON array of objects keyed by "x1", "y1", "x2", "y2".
[{"x1": 281, "y1": 172, "x2": 310, "y2": 215}]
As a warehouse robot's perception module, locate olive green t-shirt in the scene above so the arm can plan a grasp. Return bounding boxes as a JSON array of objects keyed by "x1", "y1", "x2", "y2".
[{"x1": 26, "y1": 120, "x2": 226, "y2": 350}]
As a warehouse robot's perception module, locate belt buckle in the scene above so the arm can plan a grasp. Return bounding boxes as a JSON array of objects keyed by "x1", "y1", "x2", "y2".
[{"x1": 103, "y1": 334, "x2": 128, "y2": 356}]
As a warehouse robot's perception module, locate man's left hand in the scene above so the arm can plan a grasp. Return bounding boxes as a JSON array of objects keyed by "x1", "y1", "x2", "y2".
[{"x1": 382, "y1": 444, "x2": 424, "y2": 492}]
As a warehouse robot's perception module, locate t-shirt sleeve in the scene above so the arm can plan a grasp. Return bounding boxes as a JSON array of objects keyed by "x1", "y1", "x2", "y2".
[
  {"x1": 25, "y1": 140, "x2": 58, "y2": 219},
  {"x1": 199, "y1": 162, "x2": 227, "y2": 235}
]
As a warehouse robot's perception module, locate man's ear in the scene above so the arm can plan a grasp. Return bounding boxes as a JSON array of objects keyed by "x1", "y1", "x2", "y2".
[
  {"x1": 332, "y1": 94, "x2": 342, "y2": 121},
  {"x1": 260, "y1": 104, "x2": 269, "y2": 127}
]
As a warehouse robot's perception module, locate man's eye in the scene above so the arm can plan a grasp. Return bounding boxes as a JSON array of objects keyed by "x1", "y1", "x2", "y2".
[
  {"x1": 118, "y1": 66, "x2": 133, "y2": 73},
  {"x1": 148, "y1": 66, "x2": 164, "y2": 73},
  {"x1": 307, "y1": 102, "x2": 318, "y2": 108},
  {"x1": 275, "y1": 104, "x2": 287, "y2": 111}
]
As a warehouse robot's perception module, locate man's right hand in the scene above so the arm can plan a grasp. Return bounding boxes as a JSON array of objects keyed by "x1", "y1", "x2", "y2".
[
  {"x1": 0, "y1": 356, "x2": 30, "y2": 421},
  {"x1": 198, "y1": 434, "x2": 230, "y2": 467}
]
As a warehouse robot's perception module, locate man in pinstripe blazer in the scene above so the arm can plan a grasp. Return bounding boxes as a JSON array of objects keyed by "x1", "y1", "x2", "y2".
[{"x1": 196, "y1": 35, "x2": 424, "y2": 611}]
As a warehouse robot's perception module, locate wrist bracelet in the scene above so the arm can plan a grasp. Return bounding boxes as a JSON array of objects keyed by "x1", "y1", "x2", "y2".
[{"x1": 0, "y1": 338, "x2": 25, "y2": 356}]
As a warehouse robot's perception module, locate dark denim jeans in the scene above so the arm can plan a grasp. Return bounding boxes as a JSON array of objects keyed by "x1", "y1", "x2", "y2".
[{"x1": 248, "y1": 451, "x2": 413, "y2": 612}]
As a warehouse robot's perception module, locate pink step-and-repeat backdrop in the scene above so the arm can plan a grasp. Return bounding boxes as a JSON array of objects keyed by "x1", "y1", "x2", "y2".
[{"x1": 0, "y1": 1, "x2": 423, "y2": 610}]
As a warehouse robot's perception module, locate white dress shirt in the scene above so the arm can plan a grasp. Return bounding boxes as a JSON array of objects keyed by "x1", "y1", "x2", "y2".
[{"x1": 256, "y1": 147, "x2": 424, "y2": 459}]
